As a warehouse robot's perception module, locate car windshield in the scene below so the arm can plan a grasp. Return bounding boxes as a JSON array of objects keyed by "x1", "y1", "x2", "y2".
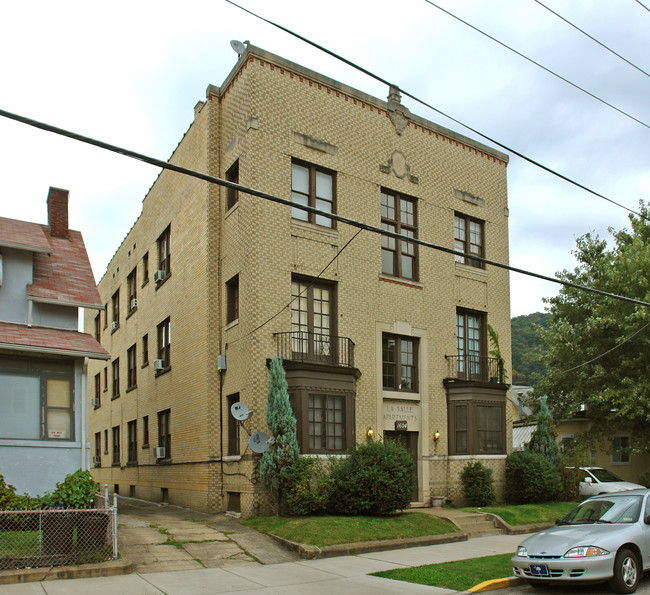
[
  {"x1": 563, "y1": 496, "x2": 642, "y2": 525},
  {"x1": 588, "y1": 468, "x2": 623, "y2": 483}
]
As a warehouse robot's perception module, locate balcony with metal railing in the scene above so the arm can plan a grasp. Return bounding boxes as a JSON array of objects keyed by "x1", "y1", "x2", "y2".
[
  {"x1": 445, "y1": 354, "x2": 505, "y2": 384},
  {"x1": 274, "y1": 331, "x2": 355, "y2": 368}
]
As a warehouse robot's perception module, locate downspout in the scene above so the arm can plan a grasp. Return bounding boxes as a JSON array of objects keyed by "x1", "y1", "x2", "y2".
[{"x1": 81, "y1": 357, "x2": 89, "y2": 470}]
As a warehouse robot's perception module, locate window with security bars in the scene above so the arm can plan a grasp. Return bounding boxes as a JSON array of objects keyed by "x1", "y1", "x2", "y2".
[
  {"x1": 382, "y1": 334, "x2": 418, "y2": 392},
  {"x1": 454, "y1": 213, "x2": 484, "y2": 268},
  {"x1": 381, "y1": 190, "x2": 417, "y2": 280},
  {"x1": 291, "y1": 161, "x2": 335, "y2": 227},
  {"x1": 291, "y1": 278, "x2": 333, "y2": 360},
  {"x1": 308, "y1": 394, "x2": 345, "y2": 452}
]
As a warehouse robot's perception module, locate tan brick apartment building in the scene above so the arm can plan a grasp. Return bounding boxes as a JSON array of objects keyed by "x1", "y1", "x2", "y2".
[{"x1": 85, "y1": 44, "x2": 512, "y2": 515}]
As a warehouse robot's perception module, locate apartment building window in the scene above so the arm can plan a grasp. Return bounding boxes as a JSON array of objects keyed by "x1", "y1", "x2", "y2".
[
  {"x1": 142, "y1": 252, "x2": 149, "y2": 285},
  {"x1": 142, "y1": 334, "x2": 149, "y2": 366},
  {"x1": 104, "y1": 429, "x2": 108, "y2": 454},
  {"x1": 612, "y1": 436, "x2": 630, "y2": 464},
  {"x1": 454, "y1": 213, "x2": 484, "y2": 268},
  {"x1": 157, "y1": 318, "x2": 171, "y2": 369},
  {"x1": 227, "y1": 393, "x2": 240, "y2": 456},
  {"x1": 103, "y1": 304, "x2": 108, "y2": 329},
  {"x1": 308, "y1": 394, "x2": 345, "y2": 452},
  {"x1": 158, "y1": 409, "x2": 171, "y2": 459},
  {"x1": 94, "y1": 314, "x2": 101, "y2": 341},
  {"x1": 226, "y1": 160, "x2": 239, "y2": 210},
  {"x1": 112, "y1": 359, "x2": 120, "y2": 398},
  {"x1": 111, "y1": 290, "x2": 120, "y2": 330},
  {"x1": 226, "y1": 275, "x2": 239, "y2": 324},
  {"x1": 291, "y1": 277, "x2": 334, "y2": 359},
  {"x1": 94, "y1": 432, "x2": 101, "y2": 466},
  {"x1": 94, "y1": 373, "x2": 101, "y2": 408},
  {"x1": 127, "y1": 345, "x2": 137, "y2": 390},
  {"x1": 291, "y1": 161, "x2": 335, "y2": 227},
  {"x1": 381, "y1": 190, "x2": 417, "y2": 280},
  {"x1": 457, "y1": 309, "x2": 485, "y2": 379},
  {"x1": 127, "y1": 267, "x2": 137, "y2": 312},
  {"x1": 112, "y1": 425, "x2": 120, "y2": 466},
  {"x1": 448, "y1": 401, "x2": 505, "y2": 455},
  {"x1": 382, "y1": 334, "x2": 418, "y2": 392},
  {"x1": 157, "y1": 225, "x2": 171, "y2": 278},
  {"x1": 127, "y1": 420, "x2": 137, "y2": 464},
  {"x1": 143, "y1": 416, "x2": 149, "y2": 447},
  {"x1": 103, "y1": 366, "x2": 108, "y2": 392}
]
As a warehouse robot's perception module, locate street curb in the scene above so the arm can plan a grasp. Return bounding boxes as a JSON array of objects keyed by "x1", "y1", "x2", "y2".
[
  {"x1": 0, "y1": 558, "x2": 132, "y2": 585},
  {"x1": 269, "y1": 531, "x2": 467, "y2": 560},
  {"x1": 464, "y1": 576, "x2": 525, "y2": 592}
]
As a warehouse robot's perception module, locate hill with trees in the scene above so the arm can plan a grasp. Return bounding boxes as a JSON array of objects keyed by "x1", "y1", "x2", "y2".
[{"x1": 511, "y1": 312, "x2": 550, "y2": 386}]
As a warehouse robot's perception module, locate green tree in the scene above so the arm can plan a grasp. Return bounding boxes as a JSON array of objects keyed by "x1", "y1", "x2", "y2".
[
  {"x1": 527, "y1": 397, "x2": 561, "y2": 470},
  {"x1": 535, "y1": 202, "x2": 650, "y2": 454},
  {"x1": 510, "y1": 312, "x2": 550, "y2": 385},
  {"x1": 260, "y1": 357, "x2": 299, "y2": 513}
]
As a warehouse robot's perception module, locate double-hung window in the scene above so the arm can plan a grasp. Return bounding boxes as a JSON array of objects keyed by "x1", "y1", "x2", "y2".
[
  {"x1": 127, "y1": 268, "x2": 137, "y2": 311},
  {"x1": 127, "y1": 345, "x2": 137, "y2": 390},
  {"x1": 111, "y1": 290, "x2": 120, "y2": 329},
  {"x1": 226, "y1": 275, "x2": 239, "y2": 324},
  {"x1": 226, "y1": 160, "x2": 239, "y2": 210},
  {"x1": 454, "y1": 213, "x2": 484, "y2": 268},
  {"x1": 291, "y1": 161, "x2": 335, "y2": 227},
  {"x1": 308, "y1": 394, "x2": 345, "y2": 452},
  {"x1": 157, "y1": 318, "x2": 171, "y2": 369},
  {"x1": 112, "y1": 426, "x2": 120, "y2": 466},
  {"x1": 382, "y1": 334, "x2": 418, "y2": 392},
  {"x1": 381, "y1": 190, "x2": 417, "y2": 280},
  {"x1": 157, "y1": 225, "x2": 171, "y2": 278},
  {"x1": 111, "y1": 359, "x2": 120, "y2": 398},
  {"x1": 158, "y1": 409, "x2": 171, "y2": 459},
  {"x1": 449, "y1": 401, "x2": 505, "y2": 455},
  {"x1": 127, "y1": 420, "x2": 137, "y2": 464}
]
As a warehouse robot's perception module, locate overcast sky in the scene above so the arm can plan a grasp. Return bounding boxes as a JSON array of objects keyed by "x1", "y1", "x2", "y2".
[{"x1": 1, "y1": 0, "x2": 648, "y2": 318}]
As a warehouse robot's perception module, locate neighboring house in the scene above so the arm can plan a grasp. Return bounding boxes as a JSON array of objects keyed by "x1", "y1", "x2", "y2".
[
  {"x1": 511, "y1": 385, "x2": 535, "y2": 450},
  {"x1": 85, "y1": 44, "x2": 512, "y2": 514},
  {"x1": 0, "y1": 188, "x2": 108, "y2": 496}
]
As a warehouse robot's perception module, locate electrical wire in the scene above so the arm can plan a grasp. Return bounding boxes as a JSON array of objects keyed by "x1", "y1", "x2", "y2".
[
  {"x1": 2, "y1": 107, "x2": 649, "y2": 310},
  {"x1": 421, "y1": 0, "x2": 650, "y2": 129},
  {"x1": 224, "y1": 0, "x2": 648, "y2": 223},
  {"x1": 635, "y1": 0, "x2": 650, "y2": 13},
  {"x1": 533, "y1": 0, "x2": 650, "y2": 79}
]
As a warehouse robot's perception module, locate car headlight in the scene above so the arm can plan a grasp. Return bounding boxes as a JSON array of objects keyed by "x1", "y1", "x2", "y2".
[
  {"x1": 564, "y1": 546, "x2": 610, "y2": 558},
  {"x1": 516, "y1": 546, "x2": 528, "y2": 557}
]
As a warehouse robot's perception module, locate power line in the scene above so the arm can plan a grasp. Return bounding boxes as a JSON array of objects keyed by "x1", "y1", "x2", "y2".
[
  {"x1": 421, "y1": 0, "x2": 650, "y2": 129},
  {"x1": 534, "y1": 0, "x2": 650, "y2": 79},
  {"x1": 635, "y1": 0, "x2": 650, "y2": 13},
  {"x1": 224, "y1": 0, "x2": 648, "y2": 223},
  {"x1": 2, "y1": 107, "x2": 649, "y2": 310}
]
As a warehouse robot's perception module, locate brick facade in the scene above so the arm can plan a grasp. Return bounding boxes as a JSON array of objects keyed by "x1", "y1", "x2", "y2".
[{"x1": 86, "y1": 45, "x2": 512, "y2": 514}]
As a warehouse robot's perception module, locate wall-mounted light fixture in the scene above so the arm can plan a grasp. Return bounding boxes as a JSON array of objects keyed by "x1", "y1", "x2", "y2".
[
  {"x1": 433, "y1": 431, "x2": 441, "y2": 441},
  {"x1": 367, "y1": 427, "x2": 374, "y2": 438}
]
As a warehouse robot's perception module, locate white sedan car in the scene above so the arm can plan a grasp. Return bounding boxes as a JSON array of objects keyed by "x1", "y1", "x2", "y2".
[
  {"x1": 578, "y1": 467, "x2": 645, "y2": 497},
  {"x1": 511, "y1": 489, "x2": 650, "y2": 593}
]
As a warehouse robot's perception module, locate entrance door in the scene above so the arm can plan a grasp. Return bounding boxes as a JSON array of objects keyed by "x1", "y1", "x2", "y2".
[{"x1": 384, "y1": 431, "x2": 418, "y2": 501}]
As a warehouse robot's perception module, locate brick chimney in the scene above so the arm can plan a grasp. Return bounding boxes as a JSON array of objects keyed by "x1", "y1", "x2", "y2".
[{"x1": 47, "y1": 187, "x2": 69, "y2": 239}]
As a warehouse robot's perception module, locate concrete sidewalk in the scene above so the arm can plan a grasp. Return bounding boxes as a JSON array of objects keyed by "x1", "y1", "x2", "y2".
[{"x1": 0, "y1": 533, "x2": 527, "y2": 594}]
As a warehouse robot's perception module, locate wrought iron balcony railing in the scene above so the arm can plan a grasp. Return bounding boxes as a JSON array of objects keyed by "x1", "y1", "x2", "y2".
[
  {"x1": 445, "y1": 355, "x2": 505, "y2": 384},
  {"x1": 274, "y1": 331, "x2": 355, "y2": 368}
]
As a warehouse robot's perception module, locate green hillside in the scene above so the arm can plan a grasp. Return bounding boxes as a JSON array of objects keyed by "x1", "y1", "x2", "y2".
[{"x1": 511, "y1": 312, "x2": 550, "y2": 386}]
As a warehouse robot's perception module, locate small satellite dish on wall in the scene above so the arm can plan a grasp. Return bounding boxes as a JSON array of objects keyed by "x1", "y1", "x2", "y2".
[
  {"x1": 249, "y1": 432, "x2": 272, "y2": 454},
  {"x1": 230, "y1": 40, "x2": 246, "y2": 56},
  {"x1": 231, "y1": 402, "x2": 252, "y2": 421}
]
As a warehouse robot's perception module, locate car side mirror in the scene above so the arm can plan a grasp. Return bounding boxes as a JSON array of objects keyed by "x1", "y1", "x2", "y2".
[{"x1": 584, "y1": 477, "x2": 592, "y2": 483}]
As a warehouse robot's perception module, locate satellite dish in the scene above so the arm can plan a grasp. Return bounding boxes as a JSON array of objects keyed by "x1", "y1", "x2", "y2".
[
  {"x1": 249, "y1": 432, "x2": 271, "y2": 454},
  {"x1": 231, "y1": 401, "x2": 252, "y2": 421},
  {"x1": 230, "y1": 40, "x2": 246, "y2": 56}
]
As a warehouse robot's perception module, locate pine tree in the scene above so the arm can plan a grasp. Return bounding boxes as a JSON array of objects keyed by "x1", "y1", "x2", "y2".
[
  {"x1": 527, "y1": 396, "x2": 561, "y2": 470},
  {"x1": 259, "y1": 357, "x2": 299, "y2": 513}
]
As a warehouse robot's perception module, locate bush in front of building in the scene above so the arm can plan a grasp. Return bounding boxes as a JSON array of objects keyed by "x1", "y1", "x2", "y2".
[
  {"x1": 281, "y1": 457, "x2": 332, "y2": 516},
  {"x1": 50, "y1": 469, "x2": 99, "y2": 509},
  {"x1": 460, "y1": 461, "x2": 496, "y2": 507},
  {"x1": 505, "y1": 450, "x2": 561, "y2": 504},
  {"x1": 326, "y1": 438, "x2": 415, "y2": 515}
]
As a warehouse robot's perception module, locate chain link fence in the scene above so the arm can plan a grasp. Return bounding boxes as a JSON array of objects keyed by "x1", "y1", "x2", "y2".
[{"x1": 0, "y1": 489, "x2": 117, "y2": 570}]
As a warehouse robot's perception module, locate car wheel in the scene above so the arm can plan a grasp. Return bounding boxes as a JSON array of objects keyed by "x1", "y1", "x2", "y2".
[{"x1": 609, "y1": 548, "x2": 640, "y2": 594}]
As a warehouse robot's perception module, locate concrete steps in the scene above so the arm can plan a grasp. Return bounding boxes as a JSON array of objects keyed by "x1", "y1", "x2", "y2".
[{"x1": 452, "y1": 514, "x2": 504, "y2": 538}]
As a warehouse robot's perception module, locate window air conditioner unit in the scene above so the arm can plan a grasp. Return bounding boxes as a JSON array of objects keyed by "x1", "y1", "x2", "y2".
[
  {"x1": 154, "y1": 447, "x2": 166, "y2": 459},
  {"x1": 92, "y1": 455, "x2": 101, "y2": 465},
  {"x1": 91, "y1": 398, "x2": 100, "y2": 408},
  {"x1": 130, "y1": 298, "x2": 137, "y2": 309},
  {"x1": 154, "y1": 270, "x2": 166, "y2": 283},
  {"x1": 153, "y1": 359, "x2": 165, "y2": 371},
  {"x1": 111, "y1": 321, "x2": 118, "y2": 331}
]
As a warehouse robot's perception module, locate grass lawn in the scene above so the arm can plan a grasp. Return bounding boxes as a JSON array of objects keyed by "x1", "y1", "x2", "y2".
[
  {"x1": 461, "y1": 501, "x2": 577, "y2": 526},
  {"x1": 241, "y1": 512, "x2": 458, "y2": 547},
  {"x1": 0, "y1": 530, "x2": 41, "y2": 558},
  {"x1": 372, "y1": 552, "x2": 514, "y2": 591}
]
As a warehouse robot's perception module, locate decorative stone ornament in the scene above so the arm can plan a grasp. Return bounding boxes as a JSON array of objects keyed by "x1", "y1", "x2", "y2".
[
  {"x1": 379, "y1": 150, "x2": 419, "y2": 184},
  {"x1": 387, "y1": 85, "x2": 410, "y2": 135}
]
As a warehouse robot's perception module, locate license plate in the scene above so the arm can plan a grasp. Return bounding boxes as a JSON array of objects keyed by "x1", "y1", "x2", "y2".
[{"x1": 529, "y1": 564, "x2": 549, "y2": 577}]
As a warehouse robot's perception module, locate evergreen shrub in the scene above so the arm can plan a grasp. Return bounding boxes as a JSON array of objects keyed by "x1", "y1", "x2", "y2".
[
  {"x1": 281, "y1": 457, "x2": 331, "y2": 516},
  {"x1": 327, "y1": 439, "x2": 414, "y2": 515},
  {"x1": 460, "y1": 461, "x2": 496, "y2": 507},
  {"x1": 506, "y1": 450, "x2": 561, "y2": 504}
]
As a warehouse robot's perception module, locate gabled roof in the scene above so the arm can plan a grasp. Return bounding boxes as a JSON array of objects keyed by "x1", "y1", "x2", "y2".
[
  {"x1": 0, "y1": 322, "x2": 110, "y2": 360},
  {"x1": 0, "y1": 215, "x2": 102, "y2": 309}
]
